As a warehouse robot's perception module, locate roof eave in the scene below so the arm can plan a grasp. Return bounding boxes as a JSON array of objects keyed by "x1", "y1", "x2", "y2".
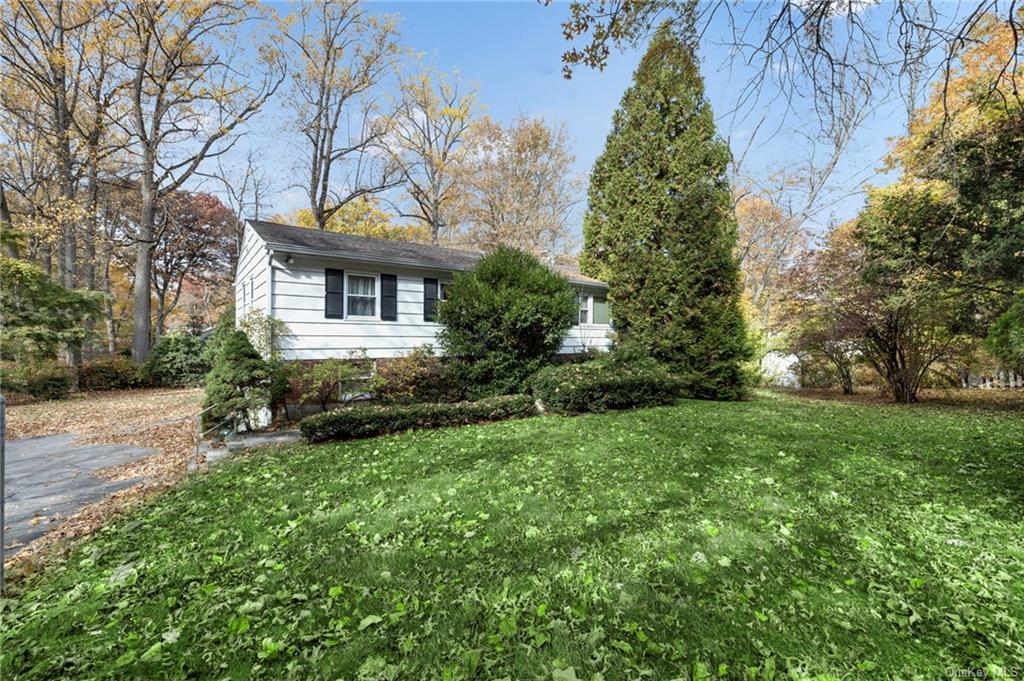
[
  {"x1": 262, "y1": 237, "x2": 608, "y2": 289},
  {"x1": 264, "y1": 241, "x2": 477, "y2": 274}
]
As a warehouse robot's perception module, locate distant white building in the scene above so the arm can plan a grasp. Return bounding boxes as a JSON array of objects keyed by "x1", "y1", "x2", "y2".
[
  {"x1": 234, "y1": 220, "x2": 613, "y2": 360},
  {"x1": 760, "y1": 350, "x2": 801, "y2": 388}
]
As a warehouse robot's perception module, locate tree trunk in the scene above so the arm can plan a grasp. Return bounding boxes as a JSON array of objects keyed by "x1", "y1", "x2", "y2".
[
  {"x1": 133, "y1": 169, "x2": 156, "y2": 361},
  {"x1": 0, "y1": 182, "x2": 17, "y2": 258},
  {"x1": 839, "y1": 366, "x2": 854, "y2": 395},
  {"x1": 81, "y1": 170, "x2": 100, "y2": 358},
  {"x1": 890, "y1": 373, "x2": 918, "y2": 403}
]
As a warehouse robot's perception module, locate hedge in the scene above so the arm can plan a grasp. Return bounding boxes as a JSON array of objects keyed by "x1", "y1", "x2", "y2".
[
  {"x1": 79, "y1": 356, "x2": 140, "y2": 391},
  {"x1": 11, "y1": 364, "x2": 74, "y2": 401},
  {"x1": 300, "y1": 394, "x2": 538, "y2": 443},
  {"x1": 530, "y1": 362, "x2": 684, "y2": 414}
]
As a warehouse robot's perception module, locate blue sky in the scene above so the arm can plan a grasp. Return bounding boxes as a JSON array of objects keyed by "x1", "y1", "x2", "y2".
[{"x1": 229, "y1": 1, "x2": 908, "y2": 240}]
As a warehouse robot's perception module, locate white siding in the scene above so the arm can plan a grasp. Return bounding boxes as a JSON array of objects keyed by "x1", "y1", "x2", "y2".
[
  {"x1": 234, "y1": 223, "x2": 270, "y2": 320},
  {"x1": 560, "y1": 324, "x2": 614, "y2": 354},
  {"x1": 270, "y1": 252, "x2": 612, "y2": 360}
]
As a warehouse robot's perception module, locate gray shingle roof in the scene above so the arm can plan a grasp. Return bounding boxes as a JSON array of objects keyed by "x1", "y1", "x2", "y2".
[{"x1": 248, "y1": 220, "x2": 607, "y2": 288}]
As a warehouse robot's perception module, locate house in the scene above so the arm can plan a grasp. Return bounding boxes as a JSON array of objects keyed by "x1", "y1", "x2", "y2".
[{"x1": 234, "y1": 220, "x2": 613, "y2": 361}]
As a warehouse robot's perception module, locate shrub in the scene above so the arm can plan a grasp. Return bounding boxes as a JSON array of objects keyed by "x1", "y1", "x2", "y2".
[
  {"x1": 598, "y1": 342, "x2": 661, "y2": 371},
  {"x1": 530, "y1": 362, "x2": 683, "y2": 414},
  {"x1": 8, "y1": 363, "x2": 74, "y2": 401},
  {"x1": 0, "y1": 255, "x2": 102, "y2": 363},
  {"x1": 437, "y1": 246, "x2": 576, "y2": 398},
  {"x1": 238, "y1": 309, "x2": 291, "y2": 361},
  {"x1": 293, "y1": 353, "x2": 373, "y2": 412},
  {"x1": 985, "y1": 292, "x2": 1024, "y2": 372},
  {"x1": 202, "y1": 330, "x2": 284, "y2": 430},
  {"x1": 300, "y1": 394, "x2": 537, "y2": 443},
  {"x1": 141, "y1": 333, "x2": 209, "y2": 387},
  {"x1": 201, "y1": 305, "x2": 235, "y2": 368},
  {"x1": 78, "y1": 356, "x2": 140, "y2": 391},
  {"x1": 372, "y1": 346, "x2": 462, "y2": 404},
  {"x1": 792, "y1": 355, "x2": 838, "y2": 390}
]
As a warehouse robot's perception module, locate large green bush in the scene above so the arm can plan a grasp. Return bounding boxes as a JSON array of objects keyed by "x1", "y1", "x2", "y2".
[
  {"x1": 202, "y1": 330, "x2": 285, "y2": 430},
  {"x1": 5, "y1": 363, "x2": 74, "y2": 401},
  {"x1": 371, "y1": 346, "x2": 462, "y2": 404},
  {"x1": 437, "y1": 247, "x2": 576, "y2": 398},
  {"x1": 530, "y1": 361, "x2": 683, "y2": 414},
  {"x1": 985, "y1": 292, "x2": 1024, "y2": 372},
  {"x1": 78, "y1": 356, "x2": 140, "y2": 391},
  {"x1": 141, "y1": 333, "x2": 209, "y2": 387},
  {"x1": 300, "y1": 395, "x2": 537, "y2": 443},
  {"x1": 0, "y1": 256, "x2": 102, "y2": 363}
]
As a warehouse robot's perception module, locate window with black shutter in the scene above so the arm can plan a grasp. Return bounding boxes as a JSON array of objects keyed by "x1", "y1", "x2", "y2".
[
  {"x1": 325, "y1": 268, "x2": 344, "y2": 318},
  {"x1": 380, "y1": 274, "x2": 397, "y2": 321},
  {"x1": 423, "y1": 277, "x2": 438, "y2": 321}
]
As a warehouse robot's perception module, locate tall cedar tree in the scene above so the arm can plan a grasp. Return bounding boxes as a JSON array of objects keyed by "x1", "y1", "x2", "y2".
[{"x1": 582, "y1": 24, "x2": 751, "y2": 399}]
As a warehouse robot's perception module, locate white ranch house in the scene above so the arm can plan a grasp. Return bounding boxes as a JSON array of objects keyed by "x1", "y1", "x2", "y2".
[{"x1": 234, "y1": 220, "x2": 613, "y2": 361}]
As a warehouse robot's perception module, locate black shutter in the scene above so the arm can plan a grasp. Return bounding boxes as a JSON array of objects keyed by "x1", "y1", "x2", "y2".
[
  {"x1": 325, "y1": 268, "x2": 344, "y2": 318},
  {"x1": 423, "y1": 277, "x2": 438, "y2": 321},
  {"x1": 381, "y1": 273, "x2": 398, "y2": 321}
]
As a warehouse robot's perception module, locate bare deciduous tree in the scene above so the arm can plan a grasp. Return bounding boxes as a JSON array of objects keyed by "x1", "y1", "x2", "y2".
[
  {"x1": 285, "y1": 0, "x2": 403, "y2": 231},
  {"x1": 555, "y1": 0, "x2": 1023, "y2": 139},
  {"x1": 115, "y1": 0, "x2": 284, "y2": 361},
  {"x1": 210, "y1": 150, "x2": 276, "y2": 272},
  {"x1": 0, "y1": 0, "x2": 117, "y2": 313}
]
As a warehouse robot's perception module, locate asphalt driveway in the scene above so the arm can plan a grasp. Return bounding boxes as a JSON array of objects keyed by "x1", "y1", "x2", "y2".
[{"x1": 3, "y1": 433, "x2": 157, "y2": 555}]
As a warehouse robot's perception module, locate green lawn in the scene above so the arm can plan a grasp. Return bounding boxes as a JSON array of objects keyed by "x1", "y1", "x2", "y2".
[{"x1": 4, "y1": 394, "x2": 1023, "y2": 680}]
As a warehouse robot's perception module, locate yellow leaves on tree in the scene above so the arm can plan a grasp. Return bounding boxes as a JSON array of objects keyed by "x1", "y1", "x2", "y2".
[
  {"x1": 274, "y1": 198, "x2": 430, "y2": 243},
  {"x1": 891, "y1": 11, "x2": 1024, "y2": 176},
  {"x1": 734, "y1": 192, "x2": 806, "y2": 330}
]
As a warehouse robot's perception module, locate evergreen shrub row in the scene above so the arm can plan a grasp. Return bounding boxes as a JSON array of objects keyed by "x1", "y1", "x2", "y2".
[
  {"x1": 300, "y1": 394, "x2": 537, "y2": 443},
  {"x1": 2, "y1": 364, "x2": 74, "y2": 401},
  {"x1": 530, "y1": 361, "x2": 684, "y2": 414}
]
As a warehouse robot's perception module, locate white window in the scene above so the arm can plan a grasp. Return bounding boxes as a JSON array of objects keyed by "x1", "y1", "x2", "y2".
[
  {"x1": 577, "y1": 292, "x2": 589, "y2": 325},
  {"x1": 346, "y1": 273, "x2": 377, "y2": 318},
  {"x1": 439, "y1": 281, "x2": 451, "y2": 301}
]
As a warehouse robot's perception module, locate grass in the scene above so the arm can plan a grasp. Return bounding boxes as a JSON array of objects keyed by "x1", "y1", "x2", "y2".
[{"x1": 2, "y1": 393, "x2": 1023, "y2": 680}]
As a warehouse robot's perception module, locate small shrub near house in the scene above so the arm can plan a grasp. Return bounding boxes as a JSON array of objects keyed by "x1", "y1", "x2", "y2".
[
  {"x1": 371, "y1": 346, "x2": 462, "y2": 404},
  {"x1": 437, "y1": 246, "x2": 576, "y2": 398},
  {"x1": 299, "y1": 395, "x2": 537, "y2": 443},
  {"x1": 141, "y1": 333, "x2": 209, "y2": 387},
  {"x1": 78, "y1": 356, "x2": 141, "y2": 391},
  {"x1": 530, "y1": 361, "x2": 683, "y2": 414},
  {"x1": 292, "y1": 353, "x2": 373, "y2": 412},
  {"x1": 202, "y1": 330, "x2": 287, "y2": 430}
]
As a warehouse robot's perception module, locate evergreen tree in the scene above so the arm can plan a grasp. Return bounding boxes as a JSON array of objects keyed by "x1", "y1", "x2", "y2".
[
  {"x1": 202, "y1": 330, "x2": 284, "y2": 430},
  {"x1": 582, "y1": 22, "x2": 751, "y2": 399}
]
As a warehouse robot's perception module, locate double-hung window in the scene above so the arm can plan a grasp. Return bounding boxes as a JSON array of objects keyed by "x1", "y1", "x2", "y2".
[
  {"x1": 577, "y1": 292, "x2": 589, "y2": 325},
  {"x1": 346, "y1": 273, "x2": 377, "y2": 318}
]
